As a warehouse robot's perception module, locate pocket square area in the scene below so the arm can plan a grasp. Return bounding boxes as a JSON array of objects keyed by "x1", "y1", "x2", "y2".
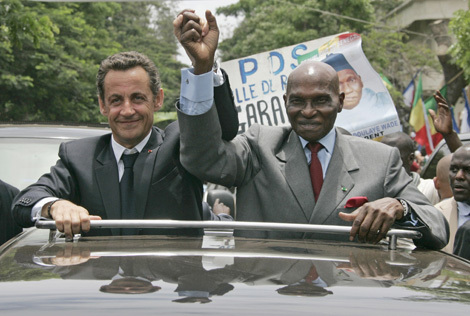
[{"x1": 344, "y1": 196, "x2": 368, "y2": 208}]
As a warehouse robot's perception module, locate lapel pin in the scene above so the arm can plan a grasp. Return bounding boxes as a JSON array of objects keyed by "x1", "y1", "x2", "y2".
[
  {"x1": 148, "y1": 149, "x2": 153, "y2": 153},
  {"x1": 341, "y1": 187, "x2": 347, "y2": 192}
]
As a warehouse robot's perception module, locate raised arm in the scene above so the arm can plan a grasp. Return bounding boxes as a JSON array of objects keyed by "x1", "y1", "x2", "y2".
[{"x1": 430, "y1": 90, "x2": 463, "y2": 152}]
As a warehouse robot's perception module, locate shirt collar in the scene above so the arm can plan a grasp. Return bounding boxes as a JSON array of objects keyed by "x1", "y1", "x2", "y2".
[
  {"x1": 457, "y1": 201, "x2": 470, "y2": 216},
  {"x1": 299, "y1": 128, "x2": 336, "y2": 153},
  {"x1": 111, "y1": 130, "x2": 152, "y2": 163}
]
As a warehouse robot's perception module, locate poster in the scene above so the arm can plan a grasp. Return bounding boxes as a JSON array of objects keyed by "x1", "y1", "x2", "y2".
[{"x1": 220, "y1": 33, "x2": 401, "y2": 139}]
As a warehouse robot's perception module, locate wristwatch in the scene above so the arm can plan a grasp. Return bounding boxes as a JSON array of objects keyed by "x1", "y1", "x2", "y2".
[{"x1": 397, "y1": 199, "x2": 409, "y2": 218}]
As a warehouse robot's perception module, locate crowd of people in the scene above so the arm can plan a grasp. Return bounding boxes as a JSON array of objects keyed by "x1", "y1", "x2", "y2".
[{"x1": 0, "y1": 10, "x2": 468, "y2": 260}]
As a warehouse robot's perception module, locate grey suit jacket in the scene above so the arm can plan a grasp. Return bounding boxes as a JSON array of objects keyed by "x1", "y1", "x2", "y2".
[{"x1": 178, "y1": 104, "x2": 449, "y2": 249}]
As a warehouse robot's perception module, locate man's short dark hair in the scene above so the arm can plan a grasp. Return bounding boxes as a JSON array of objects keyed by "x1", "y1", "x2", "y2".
[{"x1": 96, "y1": 51, "x2": 161, "y2": 102}]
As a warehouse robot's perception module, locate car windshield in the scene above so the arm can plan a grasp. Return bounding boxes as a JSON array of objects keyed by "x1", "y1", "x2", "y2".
[{"x1": 0, "y1": 138, "x2": 64, "y2": 190}]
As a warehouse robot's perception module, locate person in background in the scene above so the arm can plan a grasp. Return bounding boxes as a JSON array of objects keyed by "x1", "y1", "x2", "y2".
[
  {"x1": 433, "y1": 154, "x2": 453, "y2": 201},
  {"x1": 12, "y1": 49, "x2": 238, "y2": 239},
  {"x1": 434, "y1": 145, "x2": 470, "y2": 254},
  {"x1": 173, "y1": 9, "x2": 448, "y2": 249},
  {"x1": 1, "y1": 179, "x2": 21, "y2": 245},
  {"x1": 380, "y1": 132, "x2": 439, "y2": 205}
]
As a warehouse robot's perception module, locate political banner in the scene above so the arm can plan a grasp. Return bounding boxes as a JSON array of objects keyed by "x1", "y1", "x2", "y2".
[{"x1": 221, "y1": 33, "x2": 401, "y2": 139}]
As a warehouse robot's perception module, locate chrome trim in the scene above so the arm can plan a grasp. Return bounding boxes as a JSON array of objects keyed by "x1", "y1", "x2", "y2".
[{"x1": 36, "y1": 219, "x2": 421, "y2": 250}]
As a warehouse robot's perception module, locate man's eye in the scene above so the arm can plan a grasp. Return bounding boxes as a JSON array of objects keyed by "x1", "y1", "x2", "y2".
[
  {"x1": 315, "y1": 97, "x2": 329, "y2": 104},
  {"x1": 289, "y1": 99, "x2": 304, "y2": 106}
]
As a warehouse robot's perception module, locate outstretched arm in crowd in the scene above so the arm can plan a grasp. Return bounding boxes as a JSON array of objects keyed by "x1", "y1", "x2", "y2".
[{"x1": 430, "y1": 90, "x2": 463, "y2": 152}]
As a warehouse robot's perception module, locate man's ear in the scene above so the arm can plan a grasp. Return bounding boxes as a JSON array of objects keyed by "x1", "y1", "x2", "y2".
[
  {"x1": 338, "y1": 92, "x2": 345, "y2": 113},
  {"x1": 283, "y1": 94, "x2": 287, "y2": 107},
  {"x1": 153, "y1": 88, "x2": 164, "y2": 112},
  {"x1": 99, "y1": 97, "x2": 108, "y2": 116}
]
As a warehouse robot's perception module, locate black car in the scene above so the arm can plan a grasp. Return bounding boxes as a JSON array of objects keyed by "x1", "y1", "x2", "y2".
[{"x1": 0, "y1": 220, "x2": 468, "y2": 315}]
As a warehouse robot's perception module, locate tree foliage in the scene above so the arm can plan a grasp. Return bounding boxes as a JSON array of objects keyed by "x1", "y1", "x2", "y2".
[
  {"x1": 217, "y1": 0, "x2": 375, "y2": 60},
  {"x1": 0, "y1": 0, "x2": 182, "y2": 123},
  {"x1": 449, "y1": 6, "x2": 470, "y2": 81}
]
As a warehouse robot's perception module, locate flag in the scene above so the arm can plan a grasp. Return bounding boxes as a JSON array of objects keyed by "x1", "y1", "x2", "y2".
[
  {"x1": 402, "y1": 79, "x2": 415, "y2": 108},
  {"x1": 450, "y1": 107, "x2": 460, "y2": 134},
  {"x1": 460, "y1": 88, "x2": 470, "y2": 133},
  {"x1": 380, "y1": 73, "x2": 393, "y2": 91},
  {"x1": 409, "y1": 74, "x2": 443, "y2": 155}
]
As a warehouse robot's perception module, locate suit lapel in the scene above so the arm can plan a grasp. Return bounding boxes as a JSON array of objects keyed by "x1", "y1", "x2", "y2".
[
  {"x1": 134, "y1": 128, "x2": 163, "y2": 219},
  {"x1": 309, "y1": 131, "x2": 358, "y2": 224},
  {"x1": 95, "y1": 139, "x2": 120, "y2": 235},
  {"x1": 277, "y1": 130, "x2": 315, "y2": 221}
]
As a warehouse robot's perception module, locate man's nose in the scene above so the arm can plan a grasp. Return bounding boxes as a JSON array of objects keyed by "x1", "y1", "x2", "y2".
[
  {"x1": 121, "y1": 99, "x2": 135, "y2": 115},
  {"x1": 456, "y1": 169, "x2": 466, "y2": 179},
  {"x1": 301, "y1": 102, "x2": 317, "y2": 117}
]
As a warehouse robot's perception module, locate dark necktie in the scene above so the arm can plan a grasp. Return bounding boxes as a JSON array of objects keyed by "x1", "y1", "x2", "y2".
[
  {"x1": 120, "y1": 152, "x2": 139, "y2": 219},
  {"x1": 308, "y1": 142, "x2": 323, "y2": 201}
]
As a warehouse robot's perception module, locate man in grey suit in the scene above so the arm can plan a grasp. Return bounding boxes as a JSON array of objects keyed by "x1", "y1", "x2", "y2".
[
  {"x1": 12, "y1": 50, "x2": 238, "y2": 238},
  {"x1": 173, "y1": 10, "x2": 448, "y2": 249}
]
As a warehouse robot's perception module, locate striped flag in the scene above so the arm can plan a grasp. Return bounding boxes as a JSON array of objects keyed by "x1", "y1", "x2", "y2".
[
  {"x1": 402, "y1": 79, "x2": 415, "y2": 108},
  {"x1": 460, "y1": 88, "x2": 470, "y2": 133},
  {"x1": 409, "y1": 74, "x2": 443, "y2": 155}
]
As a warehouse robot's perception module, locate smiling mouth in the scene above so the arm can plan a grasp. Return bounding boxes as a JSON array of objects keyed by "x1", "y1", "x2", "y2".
[{"x1": 299, "y1": 122, "x2": 320, "y2": 129}]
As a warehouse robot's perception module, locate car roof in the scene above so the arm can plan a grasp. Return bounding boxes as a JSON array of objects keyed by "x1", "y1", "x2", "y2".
[
  {"x1": 1, "y1": 224, "x2": 469, "y2": 314},
  {"x1": 0, "y1": 124, "x2": 110, "y2": 139}
]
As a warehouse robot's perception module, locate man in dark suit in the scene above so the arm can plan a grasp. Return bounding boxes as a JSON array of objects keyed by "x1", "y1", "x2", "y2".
[
  {"x1": 12, "y1": 50, "x2": 238, "y2": 238},
  {"x1": 174, "y1": 10, "x2": 448, "y2": 249},
  {"x1": 0, "y1": 179, "x2": 21, "y2": 244}
]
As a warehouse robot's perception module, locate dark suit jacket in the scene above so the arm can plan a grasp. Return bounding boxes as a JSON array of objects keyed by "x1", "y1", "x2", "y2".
[
  {"x1": 0, "y1": 179, "x2": 21, "y2": 244},
  {"x1": 12, "y1": 73, "x2": 237, "y2": 236},
  {"x1": 454, "y1": 220, "x2": 470, "y2": 260}
]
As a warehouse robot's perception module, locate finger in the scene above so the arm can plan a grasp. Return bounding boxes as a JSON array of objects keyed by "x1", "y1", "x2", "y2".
[
  {"x1": 180, "y1": 25, "x2": 203, "y2": 43},
  {"x1": 375, "y1": 220, "x2": 392, "y2": 244},
  {"x1": 89, "y1": 215, "x2": 102, "y2": 220},
  {"x1": 55, "y1": 212, "x2": 65, "y2": 233},
  {"x1": 338, "y1": 210, "x2": 356, "y2": 222},
  {"x1": 80, "y1": 211, "x2": 91, "y2": 233},
  {"x1": 70, "y1": 210, "x2": 82, "y2": 236},
  {"x1": 201, "y1": 17, "x2": 209, "y2": 36},
  {"x1": 62, "y1": 213, "x2": 73, "y2": 239},
  {"x1": 356, "y1": 210, "x2": 375, "y2": 243},
  {"x1": 173, "y1": 14, "x2": 184, "y2": 39},
  {"x1": 205, "y1": 9, "x2": 218, "y2": 32},
  {"x1": 338, "y1": 209, "x2": 359, "y2": 241},
  {"x1": 367, "y1": 217, "x2": 386, "y2": 243},
  {"x1": 182, "y1": 10, "x2": 200, "y2": 26},
  {"x1": 177, "y1": 8, "x2": 195, "y2": 16},
  {"x1": 214, "y1": 198, "x2": 220, "y2": 205},
  {"x1": 429, "y1": 109, "x2": 436, "y2": 121},
  {"x1": 350, "y1": 209, "x2": 367, "y2": 242}
]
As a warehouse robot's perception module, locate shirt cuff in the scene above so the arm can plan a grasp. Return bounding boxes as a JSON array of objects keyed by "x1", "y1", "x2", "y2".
[
  {"x1": 180, "y1": 68, "x2": 214, "y2": 115},
  {"x1": 32, "y1": 197, "x2": 58, "y2": 221}
]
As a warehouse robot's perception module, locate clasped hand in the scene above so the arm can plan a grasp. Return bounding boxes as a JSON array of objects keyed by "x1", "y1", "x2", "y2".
[{"x1": 173, "y1": 9, "x2": 219, "y2": 75}]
